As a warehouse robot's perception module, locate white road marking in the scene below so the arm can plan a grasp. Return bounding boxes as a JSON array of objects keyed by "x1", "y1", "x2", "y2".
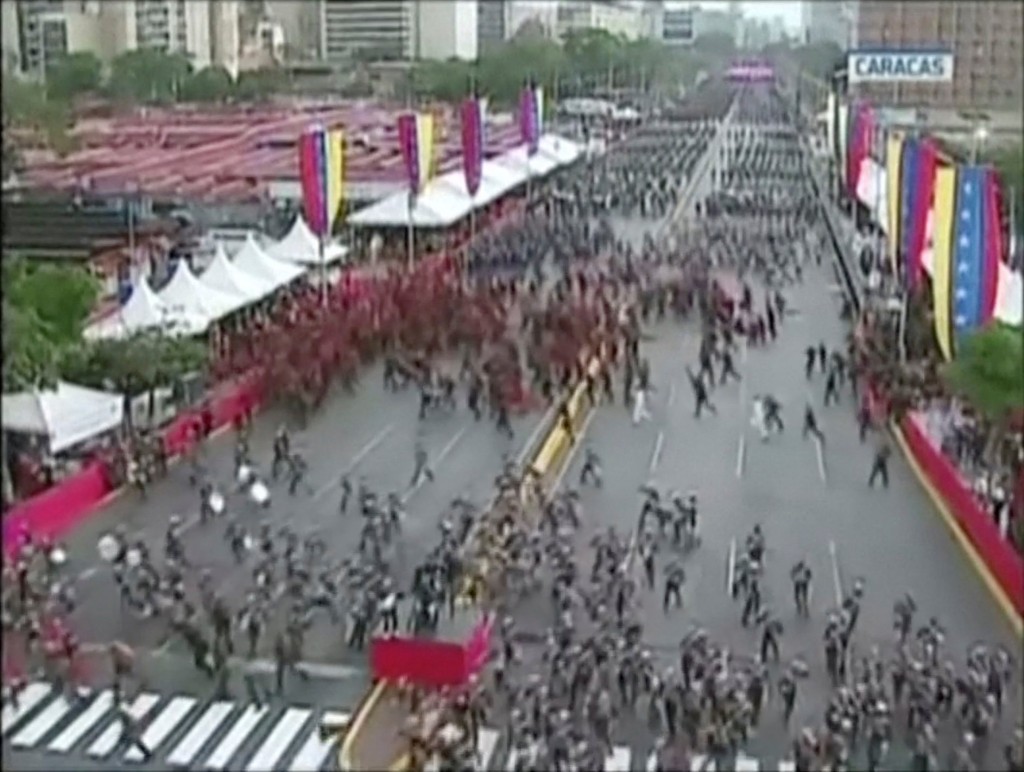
[
  {"x1": 476, "y1": 728, "x2": 500, "y2": 769},
  {"x1": 203, "y1": 705, "x2": 268, "y2": 770},
  {"x1": 287, "y1": 711, "x2": 350, "y2": 772},
  {"x1": 402, "y1": 425, "x2": 468, "y2": 503},
  {"x1": 1, "y1": 682, "x2": 51, "y2": 736},
  {"x1": 124, "y1": 695, "x2": 196, "y2": 761},
  {"x1": 48, "y1": 690, "x2": 115, "y2": 752},
  {"x1": 649, "y1": 431, "x2": 665, "y2": 474},
  {"x1": 735, "y1": 434, "x2": 746, "y2": 478},
  {"x1": 667, "y1": 381, "x2": 676, "y2": 407},
  {"x1": 10, "y1": 692, "x2": 75, "y2": 748},
  {"x1": 311, "y1": 423, "x2": 394, "y2": 501},
  {"x1": 606, "y1": 746, "x2": 631, "y2": 771},
  {"x1": 814, "y1": 436, "x2": 828, "y2": 483},
  {"x1": 165, "y1": 701, "x2": 234, "y2": 767},
  {"x1": 245, "y1": 707, "x2": 311, "y2": 771},
  {"x1": 726, "y1": 538, "x2": 737, "y2": 596},
  {"x1": 86, "y1": 692, "x2": 160, "y2": 758},
  {"x1": 829, "y1": 539, "x2": 844, "y2": 606}
]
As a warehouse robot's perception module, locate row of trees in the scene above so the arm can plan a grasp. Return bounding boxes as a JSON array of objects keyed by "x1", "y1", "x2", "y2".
[
  {"x1": 2, "y1": 260, "x2": 206, "y2": 400},
  {"x1": 407, "y1": 28, "x2": 741, "y2": 107},
  {"x1": 2, "y1": 49, "x2": 286, "y2": 160}
]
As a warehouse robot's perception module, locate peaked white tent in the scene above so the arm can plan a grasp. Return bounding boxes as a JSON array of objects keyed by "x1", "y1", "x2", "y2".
[
  {"x1": 83, "y1": 278, "x2": 209, "y2": 340},
  {"x1": 158, "y1": 260, "x2": 246, "y2": 320},
  {"x1": 201, "y1": 243, "x2": 276, "y2": 303},
  {"x1": 233, "y1": 233, "x2": 305, "y2": 287},
  {"x1": 264, "y1": 215, "x2": 348, "y2": 266},
  {"x1": 2, "y1": 381, "x2": 125, "y2": 453}
]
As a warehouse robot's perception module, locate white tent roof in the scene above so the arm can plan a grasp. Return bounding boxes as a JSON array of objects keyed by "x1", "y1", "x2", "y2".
[
  {"x1": 2, "y1": 380, "x2": 125, "y2": 453},
  {"x1": 202, "y1": 243, "x2": 276, "y2": 303},
  {"x1": 348, "y1": 160, "x2": 525, "y2": 228},
  {"x1": 233, "y1": 232, "x2": 306, "y2": 286},
  {"x1": 158, "y1": 260, "x2": 246, "y2": 320},
  {"x1": 83, "y1": 278, "x2": 209, "y2": 340},
  {"x1": 264, "y1": 215, "x2": 348, "y2": 266}
]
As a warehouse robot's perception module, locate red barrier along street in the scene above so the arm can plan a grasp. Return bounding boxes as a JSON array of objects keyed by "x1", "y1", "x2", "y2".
[
  {"x1": 369, "y1": 614, "x2": 494, "y2": 689},
  {"x1": 900, "y1": 414, "x2": 1024, "y2": 616},
  {"x1": 2, "y1": 376, "x2": 264, "y2": 558}
]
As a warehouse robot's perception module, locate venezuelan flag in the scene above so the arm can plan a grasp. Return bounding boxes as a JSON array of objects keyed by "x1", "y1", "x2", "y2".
[
  {"x1": 885, "y1": 133, "x2": 904, "y2": 275},
  {"x1": 931, "y1": 166, "x2": 958, "y2": 361},
  {"x1": 298, "y1": 127, "x2": 345, "y2": 238}
]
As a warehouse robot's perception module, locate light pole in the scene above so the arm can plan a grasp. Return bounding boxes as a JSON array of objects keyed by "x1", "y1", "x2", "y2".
[{"x1": 970, "y1": 124, "x2": 989, "y2": 165}]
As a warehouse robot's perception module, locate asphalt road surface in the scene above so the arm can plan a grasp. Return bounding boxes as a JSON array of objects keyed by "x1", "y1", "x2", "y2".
[
  {"x1": 500, "y1": 236, "x2": 1022, "y2": 769},
  {"x1": 3, "y1": 363, "x2": 550, "y2": 771}
]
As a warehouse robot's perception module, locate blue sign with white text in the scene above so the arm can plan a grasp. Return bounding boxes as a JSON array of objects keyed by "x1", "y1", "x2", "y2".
[{"x1": 847, "y1": 49, "x2": 954, "y2": 84}]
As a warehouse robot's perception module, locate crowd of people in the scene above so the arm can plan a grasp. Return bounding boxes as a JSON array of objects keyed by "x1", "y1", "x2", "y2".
[{"x1": 406, "y1": 84, "x2": 1022, "y2": 772}]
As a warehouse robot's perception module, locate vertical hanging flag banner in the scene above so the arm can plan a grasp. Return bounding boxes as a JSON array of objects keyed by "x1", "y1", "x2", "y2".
[
  {"x1": 519, "y1": 86, "x2": 539, "y2": 156},
  {"x1": 931, "y1": 166, "x2": 958, "y2": 361},
  {"x1": 885, "y1": 132, "x2": 904, "y2": 274},
  {"x1": 398, "y1": 112, "x2": 437, "y2": 196},
  {"x1": 298, "y1": 126, "x2": 345, "y2": 238},
  {"x1": 907, "y1": 139, "x2": 937, "y2": 291},
  {"x1": 460, "y1": 97, "x2": 483, "y2": 197},
  {"x1": 951, "y1": 165, "x2": 989, "y2": 339},
  {"x1": 899, "y1": 139, "x2": 921, "y2": 284},
  {"x1": 837, "y1": 102, "x2": 850, "y2": 191},
  {"x1": 981, "y1": 168, "x2": 1003, "y2": 324},
  {"x1": 533, "y1": 86, "x2": 544, "y2": 141}
]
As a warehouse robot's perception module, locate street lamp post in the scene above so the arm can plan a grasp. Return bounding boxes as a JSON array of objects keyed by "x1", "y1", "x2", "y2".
[{"x1": 970, "y1": 124, "x2": 989, "y2": 165}]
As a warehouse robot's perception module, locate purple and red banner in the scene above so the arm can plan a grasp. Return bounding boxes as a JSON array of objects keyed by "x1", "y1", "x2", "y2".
[
  {"x1": 846, "y1": 102, "x2": 873, "y2": 199},
  {"x1": 519, "y1": 86, "x2": 541, "y2": 157},
  {"x1": 460, "y1": 97, "x2": 484, "y2": 197}
]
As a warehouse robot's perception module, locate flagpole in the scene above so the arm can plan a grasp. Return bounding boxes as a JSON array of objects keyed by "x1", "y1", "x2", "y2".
[
  {"x1": 468, "y1": 75, "x2": 477, "y2": 259},
  {"x1": 319, "y1": 237, "x2": 327, "y2": 307},
  {"x1": 407, "y1": 191, "x2": 415, "y2": 271}
]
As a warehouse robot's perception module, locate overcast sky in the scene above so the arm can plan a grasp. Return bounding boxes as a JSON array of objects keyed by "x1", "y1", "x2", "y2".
[{"x1": 672, "y1": 1, "x2": 804, "y2": 30}]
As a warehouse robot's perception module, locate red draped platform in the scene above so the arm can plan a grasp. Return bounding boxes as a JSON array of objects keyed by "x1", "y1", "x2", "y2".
[{"x1": 370, "y1": 612, "x2": 493, "y2": 689}]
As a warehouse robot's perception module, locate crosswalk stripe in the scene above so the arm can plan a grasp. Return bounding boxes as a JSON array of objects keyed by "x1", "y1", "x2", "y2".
[
  {"x1": 203, "y1": 705, "x2": 268, "y2": 770},
  {"x1": 1, "y1": 682, "x2": 52, "y2": 736},
  {"x1": 48, "y1": 691, "x2": 115, "y2": 753},
  {"x1": 605, "y1": 746, "x2": 630, "y2": 771},
  {"x1": 691, "y1": 755, "x2": 715, "y2": 772},
  {"x1": 10, "y1": 693, "x2": 75, "y2": 748},
  {"x1": 477, "y1": 728, "x2": 500, "y2": 769},
  {"x1": 124, "y1": 696, "x2": 197, "y2": 762},
  {"x1": 165, "y1": 701, "x2": 234, "y2": 768},
  {"x1": 287, "y1": 710, "x2": 349, "y2": 772},
  {"x1": 736, "y1": 755, "x2": 759, "y2": 771},
  {"x1": 86, "y1": 693, "x2": 161, "y2": 758},
  {"x1": 245, "y1": 707, "x2": 311, "y2": 771},
  {"x1": 778, "y1": 761, "x2": 796, "y2": 772}
]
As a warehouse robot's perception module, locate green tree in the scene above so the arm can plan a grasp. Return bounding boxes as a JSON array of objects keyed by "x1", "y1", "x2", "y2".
[
  {"x1": 2, "y1": 301, "x2": 60, "y2": 392},
  {"x1": 943, "y1": 324, "x2": 1024, "y2": 426},
  {"x1": 59, "y1": 331, "x2": 207, "y2": 427},
  {"x1": 180, "y1": 65, "x2": 234, "y2": 103},
  {"x1": 46, "y1": 51, "x2": 103, "y2": 102},
  {"x1": 107, "y1": 49, "x2": 191, "y2": 104},
  {"x1": 233, "y1": 67, "x2": 287, "y2": 101},
  {"x1": 2, "y1": 74, "x2": 73, "y2": 154},
  {"x1": 4, "y1": 260, "x2": 100, "y2": 346}
]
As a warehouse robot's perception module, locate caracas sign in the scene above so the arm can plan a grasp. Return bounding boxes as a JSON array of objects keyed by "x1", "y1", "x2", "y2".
[{"x1": 847, "y1": 49, "x2": 955, "y2": 83}]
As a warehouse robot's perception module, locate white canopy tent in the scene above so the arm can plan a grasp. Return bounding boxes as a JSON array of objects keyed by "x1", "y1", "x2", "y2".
[
  {"x1": 158, "y1": 260, "x2": 246, "y2": 321},
  {"x1": 2, "y1": 381, "x2": 125, "y2": 453},
  {"x1": 264, "y1": 215, "x2": 349, "y2": 266},
  {"x1": 84, "y1": 278, "x2": 209, "y2": 341},
  {"x1": 348, "y1": 176, "x2": 476, "y2": 229},
  {"x1": 201, "y1": 243, "x2": 277, "y2": 303},
  {"x1": 232, "y1": 232, "x2": 306, "y2": 287},
  {"x1": 493, "y1": 135, "x2": 571, "y2": 178}
]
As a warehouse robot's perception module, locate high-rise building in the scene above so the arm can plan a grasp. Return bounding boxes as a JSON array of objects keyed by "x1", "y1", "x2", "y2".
[
  {"x1": 692, "y1": 7, "x2": 737, "y2": 42},
  {"x1": 662, "y1": 7, "x2": 694, "y2": 46},
  {"x1": 15, "y1": 0, "x2": 104, "y2": 75},
  {"x1": 853, "y1": 0, "x2": 1023, "y2": 112},
  {"x1": 209, "y1": 0, "x2": 240, "y2": 75},
  {"x1": 478, "y1": 0, "x2": 510, "y2": 52},
  {"x1": 319, "y1": 0, "x2": 477, "y2": 63},
  {"x1": 556, "y1": 1, "x2": 645, "y2": 41},
  {"x1": 801, "y1": 0, "x2": 854, "y2": 49},
  {"x1": 264, "y1": 0, "x2": 320, "y2": 59}
]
